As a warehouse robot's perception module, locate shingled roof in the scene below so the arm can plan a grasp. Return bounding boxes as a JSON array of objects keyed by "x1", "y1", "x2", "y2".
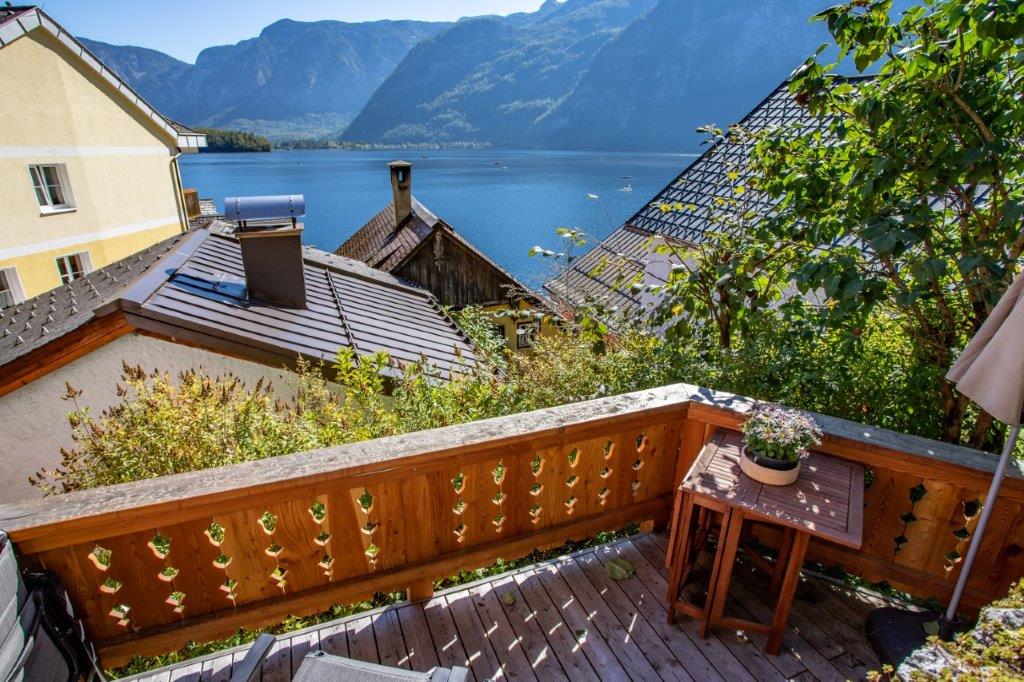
[
  {"x1": 336, "y1": 196, "x2": 548, "y2": 310},
  {"x1": 338, "y1": 198, "x2": 439, "y2": 272},
  {"x1": 0, "y1": 230, "x2": 478, "y2": 384},
  {"x1": 545, "y1": 77, "x2": 867, "y2": 315},
  {"x1": 0, "y1": 233, "x2": 188, "y2": 368}
]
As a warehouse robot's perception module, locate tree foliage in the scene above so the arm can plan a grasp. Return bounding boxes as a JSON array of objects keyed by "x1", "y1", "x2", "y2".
[
  {"x1": 197, "y1": 128, "x2": 272, "y2": 153},
  {"x1": 33, "y1": 311, "x2": 667, "y2": 494},
  {"x1": 749, "y1": 0, "x2": 1024, "y2": 447},
  {"x1": 647, "y1": 125, "x2": 802, "y2": 350}
]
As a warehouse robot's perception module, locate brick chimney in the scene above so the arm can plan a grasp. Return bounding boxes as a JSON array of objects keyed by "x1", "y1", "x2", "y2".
[{"x1": 388, "y1": 160, "x2": 413, "y2": 228}]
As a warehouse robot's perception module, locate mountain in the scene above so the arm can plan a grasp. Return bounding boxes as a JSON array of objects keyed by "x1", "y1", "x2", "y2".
[
  {"x1": 79, "y1": 39, "x2": 192, "y2": 118},
  {"x1": 534, "y1": 0, "x2": 845, "y2": 151},
  {"x1": 340, "y1": 0, "x2": 659, "y2": 146},
  {"x1": 81, "y1": 19, "x2": 449, "y2": 140},
  {"x1": 81, "y1": 0, "x2": 910, "y2": 150}
]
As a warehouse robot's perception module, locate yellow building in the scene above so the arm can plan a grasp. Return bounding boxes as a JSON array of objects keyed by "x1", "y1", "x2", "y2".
[{"x1": 0, "y1": 6, "x2": 204, "y2": 304}]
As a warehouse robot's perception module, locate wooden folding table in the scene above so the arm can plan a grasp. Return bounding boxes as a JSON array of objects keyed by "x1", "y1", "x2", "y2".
[{"x1": 666, "y1": 429, "x2": 864, "y2": 654}]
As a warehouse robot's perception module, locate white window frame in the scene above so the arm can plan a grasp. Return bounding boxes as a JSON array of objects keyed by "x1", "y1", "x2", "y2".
[
  {"x1": 28, "y1": 163, "x2": 76, "y2": 214},
  {"x1": 0, "y1": 267, "x2": 25, "y2": 308},
  {"x1": 55, "y1": 251, "x2": 92, "y2": 285}
]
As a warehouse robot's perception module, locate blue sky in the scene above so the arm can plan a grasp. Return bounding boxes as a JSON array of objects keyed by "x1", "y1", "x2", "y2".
[{"x1": 39, "y1": 0, "x2": 546, "y2": 62}]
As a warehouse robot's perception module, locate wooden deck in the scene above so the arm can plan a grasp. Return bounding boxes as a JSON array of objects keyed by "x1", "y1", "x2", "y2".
[{"x1": 126, "y1": 532, "x2": 889, "y2": 681}]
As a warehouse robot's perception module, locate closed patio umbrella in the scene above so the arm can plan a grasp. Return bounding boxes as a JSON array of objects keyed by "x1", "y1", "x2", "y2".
[{"x1": 939, "y1": 269, "x2": 1024, "y2": 636}]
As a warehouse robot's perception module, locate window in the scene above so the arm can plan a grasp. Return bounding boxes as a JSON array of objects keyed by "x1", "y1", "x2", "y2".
[
  {"x1": 55, "y1": 252, "x2": 91, "y2": 285},
  {"x1": 0, "y1": 268, "x2": 24, "y2": 308},
  {"x1": 491, "y1": 325, "x2": 507, "y2": 342},
  {"x1": 29, "y1": 164, "x2": 74, "y2": 212},
  {"x1": 516, "y1": 321, "x2": 539, "y2": 349}
]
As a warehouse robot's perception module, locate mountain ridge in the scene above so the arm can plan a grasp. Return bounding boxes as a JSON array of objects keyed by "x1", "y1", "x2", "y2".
[
  {"x1": 79, "y1": 0, "x2": 905, "y2": 151},
  {"x1": 82, "y1": 18, "x2": 450, "y2": 141}
]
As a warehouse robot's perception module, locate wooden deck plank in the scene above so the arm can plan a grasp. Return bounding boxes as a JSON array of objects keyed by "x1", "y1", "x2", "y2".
[
  {"x1": 199, "y1": 653, "x2": 233, "y2": 682},
  {"x1": 372, "y1": 608, "x2": 412, "y2": 670},
  {"x1": 538, "y1": 558, "x2": 659, "y2": 681},
  {"x1": 622, "y1": 537, "x2": 794, "y2": 681},
  {"x1": 422, "y1": 596, "x2": 474, "y2": 679},
  {"x1": 828, "y1": 651, "x2": 873, "y2": 681},
  {"x1": 287, "y1": 630, "x2": 320, "y2": 676},
  {"x1": 636, "y1": 536, "x2": 811, "y2": 678},
  {"x1": 720, "y1": 592, "x2": 806, "y2": 679},
  {"x1": 586, "y1": 543, "x2": 747, "y2": 681},
  {"x1": 396, "y1": 604, "x2": 442, "y2": 672},
  {"x1": 531, "y1": 563, "x2": 631, "y2": 681},
  {"x1": 316, "y1": 622, "x2": 348, "y2": 657},
  {"x1": 513, "y1": 569, "x2": 600, "y2": 680},
  {"x1": 790, "y1": 585, "x2": 882, "y2": 669},
  {"x1": 466, "y1": 580, "x2": 539, "y2": 680},
  {"x1": 722, "y1": 565, "x2": 846, "y2": 682},
  {"x1": 120, "y1": 532, "x2": 894, "y2": 682},
  {"x1": 559, "y1": 555, "x2": 694, "y2": 681},
  {"x1": 486, "y1": 575, "x2": 569, "y2": 681},
  {"x1": 259, "y1": 640, "x2": 291, "y2": 682},
  {"x1": 346, "y1": 615, "x2": 379, "y2": 665},
  {"x1": 445, "y1": 589, "x2": 505, "y2": 681},
  {"x1": 644, "y1": 532, "x2": 848, "y2": 679}
]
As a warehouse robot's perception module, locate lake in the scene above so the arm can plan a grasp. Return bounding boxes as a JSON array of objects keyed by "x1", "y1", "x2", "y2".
[{"x1": 179, "y1": 149, "x2": 692, "y2": 288}]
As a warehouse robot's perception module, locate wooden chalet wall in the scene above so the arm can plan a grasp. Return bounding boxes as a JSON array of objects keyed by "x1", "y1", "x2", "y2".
[{"x1": 396, "y1": 231, "x2": 516, "y2": 308}]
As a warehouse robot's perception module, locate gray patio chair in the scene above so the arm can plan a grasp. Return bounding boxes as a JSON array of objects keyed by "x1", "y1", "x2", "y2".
[
  {"x1": 294, "y1": 650, "x2": 469, "y2": 681},
  {"x1": 229, "y1": 633, "x2": 277, "y2": 682},
  {"x1": 0, "y1": 531, "x2": 105, "y2": 681}
]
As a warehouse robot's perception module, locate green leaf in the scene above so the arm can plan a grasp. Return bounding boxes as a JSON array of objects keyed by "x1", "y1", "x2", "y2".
[{"x1": 605, "y1": 558, "x2": 635, "y2": 581}]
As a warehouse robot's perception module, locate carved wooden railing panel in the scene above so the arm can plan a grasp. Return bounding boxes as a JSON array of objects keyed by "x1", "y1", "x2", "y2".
[
  {"x1": 0, "y1": 384, "x2": 1021, "y2": 666},
  {"x1": 0, "y1": 393, "x2": 685, "y2": 664}
]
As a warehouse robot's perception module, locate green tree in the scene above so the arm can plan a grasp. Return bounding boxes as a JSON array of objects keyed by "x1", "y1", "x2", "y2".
[
  {"x1": 196, "y1": 128, "x2": 272, "y2": 153},
  {"x1": 750, "y1": 0, "x2": 1024, "y2": 447},
  {"x1": 647, "y1": 125, "x2": 802, "y2": 350}
]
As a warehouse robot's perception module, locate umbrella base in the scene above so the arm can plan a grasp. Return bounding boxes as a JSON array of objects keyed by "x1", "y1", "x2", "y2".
[{"x1": 865, "y1": 607, "x2": 935, "y2": 666}]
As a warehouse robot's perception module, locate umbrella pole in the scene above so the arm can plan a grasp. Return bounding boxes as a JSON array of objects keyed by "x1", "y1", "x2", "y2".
[{"x1": 939, "y1": 423, "x2": 1021, "y2": 640}]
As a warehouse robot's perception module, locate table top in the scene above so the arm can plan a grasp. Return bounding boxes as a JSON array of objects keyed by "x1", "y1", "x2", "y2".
[{"x1": 681, "y1": 429, "x2": 864, "y2": 549}]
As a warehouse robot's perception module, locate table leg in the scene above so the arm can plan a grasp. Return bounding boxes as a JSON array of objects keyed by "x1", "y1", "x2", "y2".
[
  {"x1": 666, "y1": 494, "x2": 696, "y2": 623},
  {"x1": 666, "y1": 488, "x2": 683, "y2": 569},
  {"x1": 771, "y1": 527, "x2": 797, "y2": 597},
  {"x1": 766, "y1": 531, "x2": 810, "y2": 655},
  {"x1": 704, "y1": 508, "x2": 743, "y2": 638}
]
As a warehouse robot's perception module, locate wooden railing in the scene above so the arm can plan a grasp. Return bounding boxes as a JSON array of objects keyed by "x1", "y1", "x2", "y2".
[
  {"x1": 0, "y1": 384, "x2": 1021, "y2": 667},
  {"x1": 182, "y1": 188, "x2": 201, "y2": 220}
]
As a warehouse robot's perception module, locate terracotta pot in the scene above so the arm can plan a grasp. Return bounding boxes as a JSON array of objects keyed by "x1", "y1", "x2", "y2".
[{"x1": 739, "y1": 445, "x2": 801, "y2": 486}]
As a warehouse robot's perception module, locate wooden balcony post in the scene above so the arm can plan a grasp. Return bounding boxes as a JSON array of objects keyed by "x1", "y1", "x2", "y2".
[{"x1": 407, "y1": 578, "x2": 434, "y2": 603}]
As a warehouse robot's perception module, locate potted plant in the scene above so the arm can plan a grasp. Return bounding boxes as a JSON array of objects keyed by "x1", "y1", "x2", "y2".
[{"x1": 740, "y1": 403, "x2": 821, "y2": 485}]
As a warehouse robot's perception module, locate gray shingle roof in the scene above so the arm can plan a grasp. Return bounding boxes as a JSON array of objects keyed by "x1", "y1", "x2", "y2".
[
  {"x1": 545, "y1": 78, "x2": 866, "y2": 315},
  {"x1": 1, "y1": 230, "x2": 478, "y2": 380},
  {"x1": 0, "y1": 233, "x2": 189, "y2": 368}
]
